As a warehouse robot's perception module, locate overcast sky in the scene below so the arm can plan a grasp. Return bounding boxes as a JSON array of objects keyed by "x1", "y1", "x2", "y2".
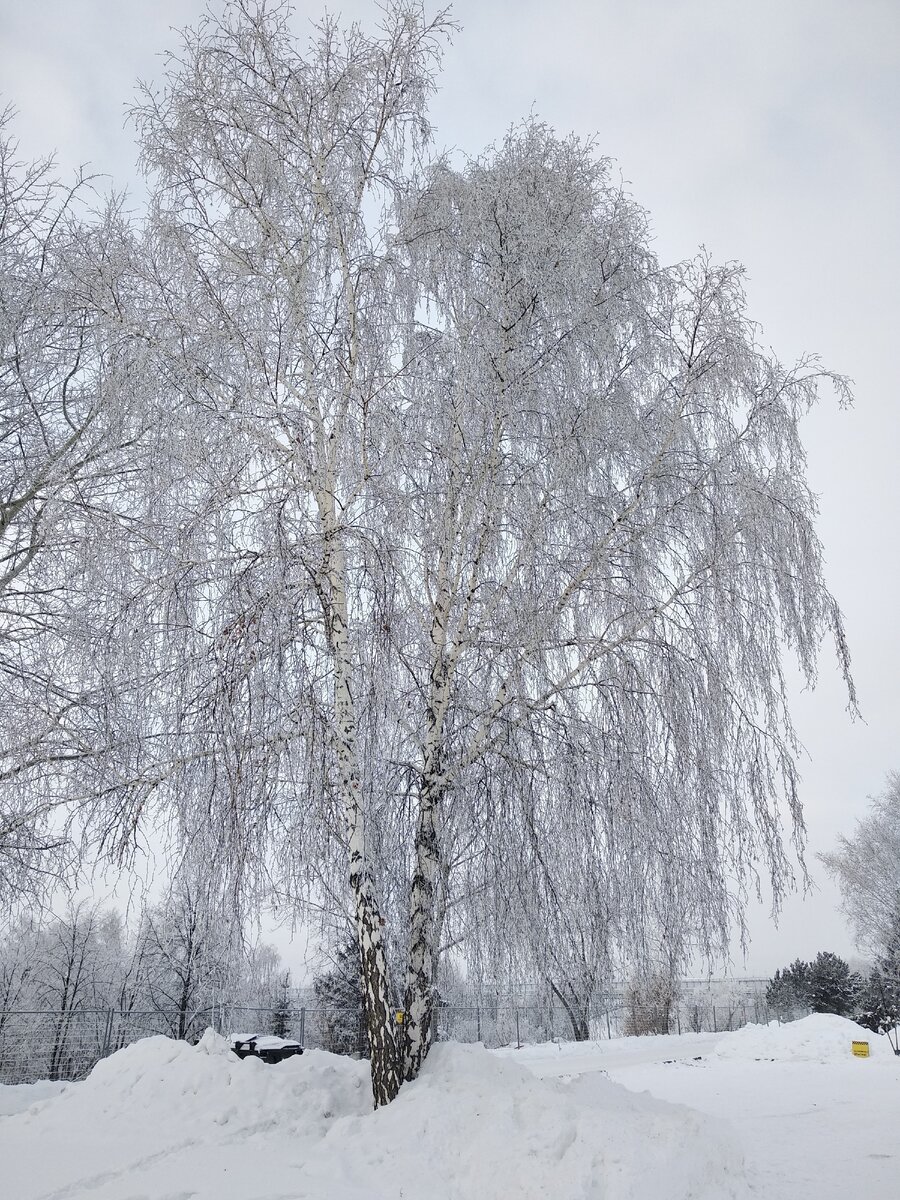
[{"x1": 2, "y1": 0, "x2": 898, "y2": 977}]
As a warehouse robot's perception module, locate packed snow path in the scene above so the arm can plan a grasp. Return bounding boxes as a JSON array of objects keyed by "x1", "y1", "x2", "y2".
[{"x1": 509, "y1": 1016, "x2": 900, "y2": 1199}]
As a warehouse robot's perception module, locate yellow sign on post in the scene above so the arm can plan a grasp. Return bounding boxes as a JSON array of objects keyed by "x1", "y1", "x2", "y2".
[
  {"x1": 851, "y1": 1040, "x2": 870, "y2": 1057},
  {"x1": 395, "y1": 1011, "x2": 405, "y2": 1024}
]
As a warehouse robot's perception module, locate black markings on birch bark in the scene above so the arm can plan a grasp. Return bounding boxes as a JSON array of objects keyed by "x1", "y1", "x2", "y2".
[{"x1": 321, "y1": 484, "x2": 400, "y2": 1106}]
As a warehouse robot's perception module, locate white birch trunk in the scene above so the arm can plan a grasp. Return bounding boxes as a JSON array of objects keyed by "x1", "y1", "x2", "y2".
[
  {"x1": 401, "y1": 541, "x2": 454, "y2": 1081},
  {"x1": 319, "y1": 485, "x2": 400, "y2": 1107},
  {"x1": 401, "y1": 761, "x2": 443, "y2": 1080}
]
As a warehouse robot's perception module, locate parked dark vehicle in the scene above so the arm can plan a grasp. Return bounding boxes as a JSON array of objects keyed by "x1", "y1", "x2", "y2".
[{"x1": 231, "y1": 1034, "x2": 304, "y2": 1064}]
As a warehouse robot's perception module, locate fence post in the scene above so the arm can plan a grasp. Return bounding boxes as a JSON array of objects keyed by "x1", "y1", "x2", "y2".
[
  {"x1": 516, "y1": 1008, "x2": 521, "y2": 1049},
  {"x1": 712, "y1": 1006, "x2": 717, "y2": 1032},
  {"x1": 299, "y1": 1007, "x2": 306, "y2": 1047},
  {"x1": 476, "y1": 1006, "x2": 481, "y2": 1043},
  {"x1": 101, "y1": 1009, "x2": 114, "y2": 1059},
  {"x1": 676, "y1": 1008, "x2": 681, "y2": 1035}
]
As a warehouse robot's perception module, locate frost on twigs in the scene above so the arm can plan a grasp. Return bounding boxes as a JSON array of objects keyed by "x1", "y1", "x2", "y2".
[{"x1": 1, "y1": 2, "x2": 855, "y2": 1106}]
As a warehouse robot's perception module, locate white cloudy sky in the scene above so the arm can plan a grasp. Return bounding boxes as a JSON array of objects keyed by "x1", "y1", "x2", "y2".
[{"x1": 1, "y1": 0, "x2": 897, "y2": 976}]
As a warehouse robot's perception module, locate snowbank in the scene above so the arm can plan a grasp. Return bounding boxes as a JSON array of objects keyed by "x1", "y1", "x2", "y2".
[
  {"x1": 713, "y1": 1012, "x2": 896, "y2": 1063},
  {"x1": 0, "y1": 1078, "x2": 67, "y2": 1116},
  {"x1": 0, "y1": 1031, "x2": 749, "y2": 1199}
]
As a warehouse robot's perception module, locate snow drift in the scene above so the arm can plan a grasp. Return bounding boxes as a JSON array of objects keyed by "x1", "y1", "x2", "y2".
[
  {"x1": 0, "y1": 1031, "x2": 749, "y2": 1199},
  {"x1": 0, "y1": 1078, "x2": 67, "y2": 1116},
  {"x1": 713, "y1": 1012, "x2": 896, "y2": 1062}
]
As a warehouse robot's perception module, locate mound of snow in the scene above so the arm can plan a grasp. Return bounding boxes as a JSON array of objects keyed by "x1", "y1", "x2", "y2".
[
  {"x1": 714, "y1": 1013, "x2": 895, "y2": 1063},
  {"x1": 75, "y1": 1027, "x2": 372, "y2": 1136},
  {"x1": 0, "y1": 1078, "x2": 67, "y2": 1116},
  {"x1": 1, "y1": 1031, "x2": 750, "y2": 1200},
  {"x1": 370, "y1": 1042, "x2": 748, "y2": 1200}
]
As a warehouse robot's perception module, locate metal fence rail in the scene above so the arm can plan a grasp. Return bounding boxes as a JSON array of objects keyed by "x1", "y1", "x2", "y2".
[{"x1": 0, "y1": 997, "x2": 774, "y2": 1085}]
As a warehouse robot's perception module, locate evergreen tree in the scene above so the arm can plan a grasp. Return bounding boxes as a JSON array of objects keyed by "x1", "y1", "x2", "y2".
[
  {"x1": 313, "y1": 941, "x2": 367, "y2": 1057},
  {"x1": 270, "y1": 971, "x2": 293, "y2": 1039},
  {"x1": 807, "y1": 951, "x2": 861, "y2": 1016},
  {"x1": 766, "y1": 952, "x2": 860, "y2": 1020},
  {"x1": 766, "y1": 960, "x2": 811, "y2": 1020}
]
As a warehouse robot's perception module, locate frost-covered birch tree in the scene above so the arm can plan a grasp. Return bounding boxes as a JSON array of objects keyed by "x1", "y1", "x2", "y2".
[
  {"x1": 121, "y1": 0, "x2": 455, "y2": 1106},
  {"x1": 85, "y1": 1, "x2": 854, "y2": 1107},
  {"x1": 387, "y1": 122, "x2": 855, "y2": 1070}
]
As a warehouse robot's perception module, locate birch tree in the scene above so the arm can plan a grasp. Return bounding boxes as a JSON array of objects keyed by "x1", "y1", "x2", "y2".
[
  {"x1": 90, "y1": 1, "x2": 854, "y2": 1107},
  {"x1": 386, "y1": 121, "x2": 855, "y2": 1072},
  {"x1": 123, "y1": 0, "x2": 454, "y2": 1105}
]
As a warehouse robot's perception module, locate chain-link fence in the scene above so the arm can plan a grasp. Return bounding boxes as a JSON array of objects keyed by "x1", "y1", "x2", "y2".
[
  {"x1": 0, "y1": 994, "x2": 773, "y2": 1085},
  {"x1": 0, "y1": 1008, "x2": 184, "y2": 1085},
  {"x1": 432, "y1": 996, "x2": 773, "y2": 1047}
]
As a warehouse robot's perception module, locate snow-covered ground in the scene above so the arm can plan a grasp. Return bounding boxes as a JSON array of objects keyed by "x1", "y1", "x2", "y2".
[
  {"x1": 509, "y1": 1015, "x2": 899, "y2": 1199},
  {"x1": 0, "y1": 1015, "x2": 895, "y2": 1199},
  {"x1": 0, "y1": 1077, "x2": 67, "y2": 1117}
]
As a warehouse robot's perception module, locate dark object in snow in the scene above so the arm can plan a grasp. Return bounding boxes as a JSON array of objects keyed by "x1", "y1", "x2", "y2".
[{"x1": 231, "y1": 1034, "x2": 304, "y2": 1064}]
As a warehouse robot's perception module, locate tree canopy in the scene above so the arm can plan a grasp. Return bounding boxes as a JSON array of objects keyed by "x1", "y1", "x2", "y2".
[{"x1": 0, "y1": 1, "x2": 855, "y2": 1106}]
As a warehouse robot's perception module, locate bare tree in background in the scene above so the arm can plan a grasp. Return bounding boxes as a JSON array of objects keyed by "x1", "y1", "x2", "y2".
[
  {"x1": 139, "y1": 877, "x2": 236, "y2": 1042},
  {"x1": 31, "y1": 901, "x2": 103, "y2": 1079},
  {"x1": 821, "y1": 775, "x2": 900, "y2": 961},
  {"x1": 0, "y1": 916, "x2": 39, "y2": 1063},
  {"x1": 0, "y1": 110, "x2": 154, "y2": 902}
]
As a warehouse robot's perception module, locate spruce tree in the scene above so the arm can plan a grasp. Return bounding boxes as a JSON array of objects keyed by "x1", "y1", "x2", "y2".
[
  {"x1": 807, "y1": 951, "x2": 861, "y2": 1016},
  {"x1": 766, "y1": 960, "x2": 811, "y2": 1020},
  {"x1": 313, "y1": 941, "x2": 368, "y2": 1056}
]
